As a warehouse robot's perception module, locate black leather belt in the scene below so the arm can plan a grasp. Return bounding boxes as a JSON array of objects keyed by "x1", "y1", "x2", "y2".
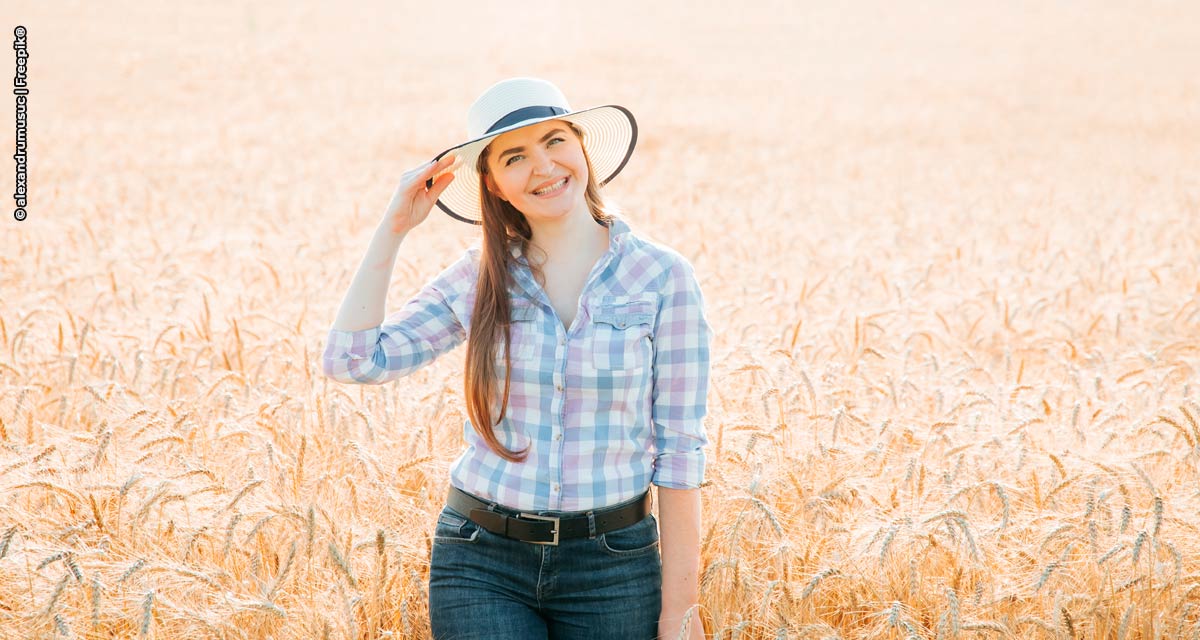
[{"x1": 446, "y1": 485, "x2": 652, "y2": 546}]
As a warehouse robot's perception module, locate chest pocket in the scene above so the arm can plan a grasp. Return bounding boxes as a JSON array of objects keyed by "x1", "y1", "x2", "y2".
[
  {"x1": 590, "y1": 294, "x2": 657, "y2": 370},
  {"x1": 496, "y1": 302, "x2": 538, "y2": 363}
]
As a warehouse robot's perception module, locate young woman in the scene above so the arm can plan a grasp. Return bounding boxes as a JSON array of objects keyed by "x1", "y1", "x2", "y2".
[{"x1": 323, "y1": 77, "x2": 711, "y2": 640}]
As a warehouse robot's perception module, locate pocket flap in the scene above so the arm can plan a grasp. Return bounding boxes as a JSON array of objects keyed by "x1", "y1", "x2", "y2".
[{"x1": 592, "y1": 294, "x2": 657, "y2": 328}]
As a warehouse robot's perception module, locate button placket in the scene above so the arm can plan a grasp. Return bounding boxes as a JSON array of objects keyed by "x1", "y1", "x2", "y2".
[{"x1": 552, "y1": 326, "x2": 569, "y2": 511}]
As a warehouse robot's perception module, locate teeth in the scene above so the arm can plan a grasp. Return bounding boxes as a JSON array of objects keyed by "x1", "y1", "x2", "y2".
[{"x1": 533, "y1": 178, "x2": 567, "y2": 195}]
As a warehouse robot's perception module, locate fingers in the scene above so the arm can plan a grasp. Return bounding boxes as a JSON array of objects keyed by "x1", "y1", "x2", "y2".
[
  {"x1": 425, "y1": 153, "x2": 456, "y2": 178},
  {"x1": 425, "y1": 171, "x2": 455, "y2": 200},
  {"x1": 425, "y1": 153, "x2": 461, "y2": 189}
]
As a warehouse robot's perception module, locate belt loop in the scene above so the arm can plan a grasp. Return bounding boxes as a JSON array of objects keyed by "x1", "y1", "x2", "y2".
[
  {"x1": 489, "y1": 503, "x2": 508, "y2": 537},
  {"x1": 586, "y1": 510, "x2": 596, "y2": 538}
]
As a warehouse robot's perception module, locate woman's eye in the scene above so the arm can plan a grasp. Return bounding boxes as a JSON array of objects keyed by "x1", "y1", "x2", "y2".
[{"x1": 504, "y1": 138, "x2": 566, "y2": 167}]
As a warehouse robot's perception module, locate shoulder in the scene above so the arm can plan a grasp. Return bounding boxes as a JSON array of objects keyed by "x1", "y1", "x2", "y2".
[
  {"x1": 427, "y1": 241, "x2": 482, "y2": 296},
  {"x1": 616, "y1": 220, "x2": 700, "y2": 289}
]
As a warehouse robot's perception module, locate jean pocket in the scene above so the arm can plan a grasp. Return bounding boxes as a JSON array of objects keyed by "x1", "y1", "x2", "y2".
[
  {"x1": 598, "y1": 513, "x2": 659, "y2": 556},
  {"x1": 434, "y1": 506, "x2": 481, "y2": 544}
]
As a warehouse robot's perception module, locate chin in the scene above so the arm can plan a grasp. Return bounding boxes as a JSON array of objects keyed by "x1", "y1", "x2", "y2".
[
  {"x1": 522, "y1": 208, "x2": 571, "y2": 224},
  {"x1": 522, "y1": 196, "x2": 585, "y2": 221}
]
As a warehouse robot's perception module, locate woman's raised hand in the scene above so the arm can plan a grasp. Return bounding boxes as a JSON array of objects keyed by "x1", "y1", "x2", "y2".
[{"x1": 381, "y1": 153, "x2": 459, "y2": 235}]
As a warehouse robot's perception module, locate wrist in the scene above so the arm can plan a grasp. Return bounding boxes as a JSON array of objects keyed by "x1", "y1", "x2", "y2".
[
  {"x1": 377, "y1": 220, "x2": 411, "y2": 239},
  {"x1": 372, "y1": 220, "x2": 410, "y2": 246},
  {"x1": 660, "y1": 601, "x2": 700, "y2": 617},
  {"x1": 658, "y1": 606, "x2": 705, "y2": 639}
]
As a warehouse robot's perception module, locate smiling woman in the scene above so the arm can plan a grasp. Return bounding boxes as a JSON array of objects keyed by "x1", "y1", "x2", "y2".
[
  {"x1": 481, "y1": 120, "x2": 592, "y2": 226},
  {"x1": 323, "y1": 77, "x2": 711, "y2": 640}
]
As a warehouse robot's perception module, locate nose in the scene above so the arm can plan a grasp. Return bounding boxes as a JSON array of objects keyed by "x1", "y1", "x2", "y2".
[{"x1": 532, "y1": 150, "x2": 555, "y2": 177}]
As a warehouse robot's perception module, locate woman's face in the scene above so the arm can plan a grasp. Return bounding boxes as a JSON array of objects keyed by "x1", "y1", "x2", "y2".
[{"x1": 485, "y1": 119, "x2": 589, "y2": 224}]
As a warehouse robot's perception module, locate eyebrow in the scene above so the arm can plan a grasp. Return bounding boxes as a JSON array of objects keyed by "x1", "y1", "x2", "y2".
[{"x1": 497, "y1": 128, "x2": 568, "y2": 161}]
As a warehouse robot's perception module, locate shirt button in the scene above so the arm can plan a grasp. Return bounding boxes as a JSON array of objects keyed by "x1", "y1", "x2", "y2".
[
  {"x1": 552, "y1": 483, "x2": 560, "y2": 492},
  {"x1": 555, "y1": 383, "x2": 563, "y2": 391},
  {"x1": 559, "y1": 337, "x2": 566, "y2": 346},
  {"x1": 554, "y1": 433, "x2": 562, "y2": 441}
]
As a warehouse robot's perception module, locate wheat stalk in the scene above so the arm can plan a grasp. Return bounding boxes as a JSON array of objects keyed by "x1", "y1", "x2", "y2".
[
  {"x1": 266, "y1": 539, "x2": 297, "y2": 600},
  {"x1": 90, "y1": 574, "x2": 103, "y2": 628},
  {"x1": 801, "y1": 568, "x2": 840, "y2": 600},
  {"x1": 140, "y1": 590, "x2": 154, "y2": 638},
  {"x1": 329, "y1": 542, "x2": 357, "y2": 589},
  {"x1": 42, "y1": 573, "x2": 70, "y2": 618}
]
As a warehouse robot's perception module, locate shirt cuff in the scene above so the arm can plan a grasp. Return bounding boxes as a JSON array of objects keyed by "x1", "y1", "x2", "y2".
[
  {"x1": 650, "y1": 447, "x2": 706, "y2": 490},
  {"x1": 322, "y1": 325, "x2": 382, "y2": 382}
]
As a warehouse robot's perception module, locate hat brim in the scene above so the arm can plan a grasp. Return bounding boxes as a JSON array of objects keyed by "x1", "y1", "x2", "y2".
[{"x1": 427, "y1": 105, "x2": 638, "y2": 225}]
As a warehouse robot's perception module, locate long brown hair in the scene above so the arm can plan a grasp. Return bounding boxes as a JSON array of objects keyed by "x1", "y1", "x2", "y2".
[{"x1": 464, "y1": 120, "x2": 616, "y2": 462}]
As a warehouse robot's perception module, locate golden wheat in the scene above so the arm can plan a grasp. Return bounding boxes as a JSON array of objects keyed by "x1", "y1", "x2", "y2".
[{"x1": 3, "y1": 1, "x2": 1200, "y2": 638}]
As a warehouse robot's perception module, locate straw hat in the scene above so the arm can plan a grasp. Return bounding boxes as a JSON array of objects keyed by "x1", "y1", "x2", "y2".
[{"x1": 426, "y1": 77, "x2": 638, "y2": 225}]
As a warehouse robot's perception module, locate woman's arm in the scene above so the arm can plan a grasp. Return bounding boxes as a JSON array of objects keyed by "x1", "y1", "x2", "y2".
[
  {"x1": 333, "y1": 153, "x2": 456, "y2": 331},
  {"x1": 322, "y1": 237, "x2": 472, "y2": 385},
  {"x1": 323, "y1": 156, "x2": 468, "y2": 385},
  {"x1": 330, "y1": 221, "x2": 409, "y2": 332},
  {"x1": 649, "y1": 255, "x2": 712, "y2": 638},
  {"x1": 658, "y1": 486, "x2": 705, "y2": 640}
]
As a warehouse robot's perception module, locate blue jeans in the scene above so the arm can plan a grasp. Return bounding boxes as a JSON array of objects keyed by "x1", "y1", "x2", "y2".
[{"x1": 428, "y1": 499, "x2": 662, "y2": 639}]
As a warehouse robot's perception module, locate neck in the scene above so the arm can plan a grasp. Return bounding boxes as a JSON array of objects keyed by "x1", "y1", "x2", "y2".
[{"x1": 527, "y1": 204, "x2": 609, "y2": 266}]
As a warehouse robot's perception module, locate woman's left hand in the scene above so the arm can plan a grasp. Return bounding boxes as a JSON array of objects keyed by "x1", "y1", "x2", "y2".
[{"x1": 658, "y1": 606, "x2": 705, "y2": 639}]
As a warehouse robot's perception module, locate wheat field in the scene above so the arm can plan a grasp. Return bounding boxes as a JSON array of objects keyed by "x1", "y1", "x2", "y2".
[{"x1": 2, "y1": 1, "x2": 1199, "y2": 638}]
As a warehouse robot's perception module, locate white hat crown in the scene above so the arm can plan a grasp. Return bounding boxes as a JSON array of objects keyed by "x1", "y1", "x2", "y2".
[{"x1": 467, "y1": 77, "x2": 573, "y2": 140}]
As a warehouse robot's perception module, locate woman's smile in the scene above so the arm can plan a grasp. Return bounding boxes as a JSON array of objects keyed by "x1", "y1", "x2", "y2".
[{"x1": 531, "y1": 176, "x2": 569, "y2": 198}]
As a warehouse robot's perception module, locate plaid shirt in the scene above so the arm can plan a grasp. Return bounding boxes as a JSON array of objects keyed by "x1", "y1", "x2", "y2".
[{"x1": 322, "y1": 215, "x2": 711, "y2": 512}]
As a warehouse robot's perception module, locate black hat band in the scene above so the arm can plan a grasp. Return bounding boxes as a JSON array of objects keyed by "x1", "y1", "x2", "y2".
[{"x1": 486, "y1": 105, "x2": 569, "y2": 134}]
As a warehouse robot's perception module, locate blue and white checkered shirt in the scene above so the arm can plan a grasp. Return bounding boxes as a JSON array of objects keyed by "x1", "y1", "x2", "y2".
[{"x1": 322, "y1": 215, "x2": 711, "y2": 512}]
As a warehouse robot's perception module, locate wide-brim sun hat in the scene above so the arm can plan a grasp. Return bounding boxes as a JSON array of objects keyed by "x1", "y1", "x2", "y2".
[{"x1": 426, "y1": 77, "x2": 638, "y2": 225}]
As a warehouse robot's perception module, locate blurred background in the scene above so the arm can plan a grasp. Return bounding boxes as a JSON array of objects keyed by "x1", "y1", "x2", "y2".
[{"x1": 2, "y1": 1, "x2": 1199, "y2": 638}]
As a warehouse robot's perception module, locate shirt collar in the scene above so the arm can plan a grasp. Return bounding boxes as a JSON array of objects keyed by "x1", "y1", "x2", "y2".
[
  {"x1": 507, "y1": 214, "x2": 631, "y2": 300},
  {"x1": 507, "y1": 215, "x2": 630, "y2": 261}
]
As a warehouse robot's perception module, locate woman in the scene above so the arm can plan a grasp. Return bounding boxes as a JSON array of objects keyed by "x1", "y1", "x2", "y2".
[{"x1": 323, "y1": 77, "x2": 711, "y2": 640}]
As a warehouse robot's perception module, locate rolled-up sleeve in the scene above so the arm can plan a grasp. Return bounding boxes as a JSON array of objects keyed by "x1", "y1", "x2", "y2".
[
  {"x1": 649, "y1": 257, "x2": 711, "y2": 489},
  {"x1": 322, "y1": 251, "x2": 473, "y2": 385}
]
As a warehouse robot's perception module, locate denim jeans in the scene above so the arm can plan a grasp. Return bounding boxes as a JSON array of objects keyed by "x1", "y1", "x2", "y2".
[{"x1": 428, "y1": 498, "x2": 663, "y2": 639}]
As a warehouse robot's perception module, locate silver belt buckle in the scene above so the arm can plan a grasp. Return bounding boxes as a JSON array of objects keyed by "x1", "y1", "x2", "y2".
[{"x1": 518, "y1": 513, "x2": 559, "y2": 546}]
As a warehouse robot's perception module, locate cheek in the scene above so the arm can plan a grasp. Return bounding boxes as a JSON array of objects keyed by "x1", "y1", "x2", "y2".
[
  {"x1": 501, "y1": 176, "x2": 525, "y2": 199},
  {"x1": 491, "y1": 172, "x2": 517, "y2": 197},
  {"x1": 566, "y1": 150, "x2": 588, "y2": 176}
]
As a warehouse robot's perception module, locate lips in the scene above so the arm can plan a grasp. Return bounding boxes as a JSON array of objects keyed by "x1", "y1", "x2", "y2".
[
  {"x1": 532, "y1": 176, "x2": 567, "y2": 193},
  {"x1": 531, "y1": 176, "x2": 569, "y2": 197}
]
